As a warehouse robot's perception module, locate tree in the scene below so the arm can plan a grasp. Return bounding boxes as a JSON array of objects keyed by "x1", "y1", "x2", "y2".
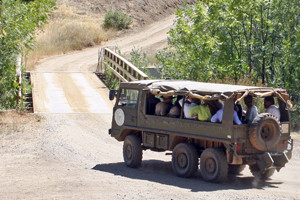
[
  {"x1": 156, "y1": 0, "x2": 299, "y2": 94},
  {"x1": 0, "y1": 0, "x2": 55, "y2": 109}
]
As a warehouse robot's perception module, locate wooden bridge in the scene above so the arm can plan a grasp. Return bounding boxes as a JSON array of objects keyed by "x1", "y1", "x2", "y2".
[{"x1": 97, "y1": 47, "x2": 148, "y2": 83}]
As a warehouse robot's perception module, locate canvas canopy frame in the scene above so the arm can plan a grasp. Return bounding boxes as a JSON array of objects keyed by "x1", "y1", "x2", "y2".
[{"x1": 120, "y1": 80, "x2": 292, "y2": 107}]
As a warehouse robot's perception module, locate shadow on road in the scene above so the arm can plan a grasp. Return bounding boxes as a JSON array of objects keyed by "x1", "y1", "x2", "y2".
[{"x1": 92, "y1": 160, "x2": 283, "y2": 192}]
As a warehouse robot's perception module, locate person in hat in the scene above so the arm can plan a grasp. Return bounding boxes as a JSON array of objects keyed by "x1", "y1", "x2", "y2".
[{"x1": 155, "y1": 95, "x2": 173, "y2": 116}]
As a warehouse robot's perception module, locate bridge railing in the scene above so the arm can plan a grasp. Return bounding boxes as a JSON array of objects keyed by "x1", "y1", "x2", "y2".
[{"x1": 97, "y1": 47, "x2": 148, "y2": 82}]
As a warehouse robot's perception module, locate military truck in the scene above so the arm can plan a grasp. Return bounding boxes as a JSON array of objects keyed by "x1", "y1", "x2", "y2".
[{"x1": 108, "y1": 80, "x2": 293, "y2": 182}]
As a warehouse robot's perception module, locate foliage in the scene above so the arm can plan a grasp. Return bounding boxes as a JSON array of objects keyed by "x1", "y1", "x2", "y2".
[
  {"x1": 156, "y1": 0, "x2": 299, "y2": 128},
  {"x1": 103, "y1": 10, "x2": 132, "y2": 30},
  {"x1": 27, "y1": 4, "x2": 114, "y2": 71},
  {"x1": 129, "y1": 47, "x2": 150, "y2": 75},
  {"x1": 290, "y1": 98, "x2": 300, "y2": 131},
  {"x1": 156, "y1": 0, "x2": 299, "y2": 87},
  {"x1": 0, "y1": 0, "x2": 55, "y2": 110},
  {"x1": 102, "y1": 60, "x2": 119, "y2": 90}
]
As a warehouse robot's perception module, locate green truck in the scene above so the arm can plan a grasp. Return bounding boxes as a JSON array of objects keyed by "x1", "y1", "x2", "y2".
[{"x1": 109, "y1": 80, "x2": 293, "y2": 182}]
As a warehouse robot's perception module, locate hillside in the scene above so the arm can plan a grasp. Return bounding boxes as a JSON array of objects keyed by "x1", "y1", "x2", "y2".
[
  {"x1": 28, "y1": 0, "x2": 194, "y2": 64},
  {"x1": 58, "y1": 0, "x2": 194, "y2": 27}
]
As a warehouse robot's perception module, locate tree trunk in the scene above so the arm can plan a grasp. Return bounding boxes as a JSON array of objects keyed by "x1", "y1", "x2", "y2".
[{"x1": 262, "y1": 53, "x2": 266, "y2": 84}]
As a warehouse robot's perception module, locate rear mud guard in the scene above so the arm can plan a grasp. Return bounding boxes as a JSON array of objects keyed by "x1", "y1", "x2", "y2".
[
  {"x1": 272, "y1": 153, "x2": 289, "y2": 171},
  {"x1": 256, "y1": 153, "x2": 274, "y2": 172},
  {"x1": 286, "y1": 139, "x2": 294, "y2": 159}
]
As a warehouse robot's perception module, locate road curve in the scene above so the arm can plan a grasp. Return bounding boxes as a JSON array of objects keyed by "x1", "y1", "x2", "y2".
[{"x1": 31, "y1": 15, "x2": 175, "y2": 113}]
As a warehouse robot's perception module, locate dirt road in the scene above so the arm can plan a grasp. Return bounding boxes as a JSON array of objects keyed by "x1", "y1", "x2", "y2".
[
  {"x1": 1, "y1": 13, "x2": 300, "y2": 199},
  {"x1": 1, "y1": 111, "x2": 300, "y2": 199},
  {"x1": 31, "y1": 15, "x2": 174, "y2": 113}
]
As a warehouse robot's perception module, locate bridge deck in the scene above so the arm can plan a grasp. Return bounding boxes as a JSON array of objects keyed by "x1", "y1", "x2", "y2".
[{"x1": 31, "y1": 72, "x2": 113, "y2": 113}]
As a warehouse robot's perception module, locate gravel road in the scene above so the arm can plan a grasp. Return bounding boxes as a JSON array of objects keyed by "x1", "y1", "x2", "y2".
[{"x1": 1, "y1": 112, "x2": 300, "y2": 199}]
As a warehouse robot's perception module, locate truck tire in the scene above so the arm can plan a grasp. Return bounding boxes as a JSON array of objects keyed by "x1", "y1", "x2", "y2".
[
  {"x1": 249, "y1": 164, "x2": 275, "y2": 179},
  {"x1": 249, "y1": 113, "x2": 281, "y2": 152},
  {"x1": 172, "y1": 143, "x2": 198, "y2": 178},
  {"x1": 228, "y1": 164, "x2": 246, "y2": 175},
  {"x1": 123, "y1": 135, "x2": 142, "y2": 168},
  {"x1": 200, "y1": 148, "x2": 228, "y2": 182}
]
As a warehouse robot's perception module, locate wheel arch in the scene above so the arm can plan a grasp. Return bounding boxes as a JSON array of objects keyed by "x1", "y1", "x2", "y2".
[
  {"x1": 170, "y1": 136, "x2": 227, "y2": 152},
  {"x1": 119, "y1": 129, "x2": 142, "y2": 141},
  {"x1": 170, "y1": 136, "x2": 189, "y2": 150}
]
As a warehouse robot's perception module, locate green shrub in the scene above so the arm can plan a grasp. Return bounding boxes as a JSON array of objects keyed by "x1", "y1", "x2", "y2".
[
  {"x1": 103, "y1": 61, "x2": 119, "y2": 90},
  {"x1": 0, "y1": 0, "x2": 55, "y2": 110},
  {"x1": 103, "y1": 10, "x2": 132, "y2": 30},
  {"x1": 290, "y1": 98, "x2": 300, "y2": 132},
  {"x1": 129, "y1": 47, "x2": 150, "y2": 75}
]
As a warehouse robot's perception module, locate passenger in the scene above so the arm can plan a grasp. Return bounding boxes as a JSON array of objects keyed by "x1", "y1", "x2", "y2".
[
  {"x1": 178, "y1": 96, "x2": 199, "y2": 119},
  {"x1": 155, "y1": 95, "x2": 173, "y2": 116},
  {"x1": 168, "y1": 106, "x2": 180, "y2": 118},
  {"x1": 206, "y1": 100, "x2": 224, "y2": 116},
  {"x1": 189, "y1": 103, "x2": 212, "y2": 121},
  {"x1": 167, "y1": 96, "x2": 183, "y2": 118},
  {"x1": 264, "y1": 96, "x2": 280, "y2": 120},
  {"x1": 235, "y1": 101, "x2": 243, "y2": 120},
  {"x1": 243, "y1": 95, "x2": 258, "y2": 124},
  {"x1": 211, "y1": 108, "x2": 242, "y2": 125},
  {"x1": 147, "y1": 93, "x2": 160, "y2": 115}
]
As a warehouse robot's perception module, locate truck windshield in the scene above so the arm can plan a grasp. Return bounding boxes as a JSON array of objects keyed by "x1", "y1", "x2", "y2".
[{"x1": 118, "y1": 89, "x2": 139, "y2": 108}]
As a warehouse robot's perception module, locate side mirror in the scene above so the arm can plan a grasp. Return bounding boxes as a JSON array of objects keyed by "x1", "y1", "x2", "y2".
[{"x1": 109, "y1": 90, "x2": 116, "y2": 101}]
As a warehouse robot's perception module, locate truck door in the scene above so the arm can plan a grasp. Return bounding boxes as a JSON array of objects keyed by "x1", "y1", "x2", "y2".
[{"x1": 113, "y1": 88, "x2": 139, "y2": 127}]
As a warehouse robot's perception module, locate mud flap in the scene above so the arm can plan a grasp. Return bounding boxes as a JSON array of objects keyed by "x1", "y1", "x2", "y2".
[
  {"x1": 286, "y1": 139, "x2": 293, "y2": 160},
  {"x1": 256, "y1": 153, "x2": 274, "y2": 172},
  {"x1": 226, "y1": 148, "x2": 243, "y2": 165},
  {"x1": 272, "y1": 152, "x2": 289, "y2": 171},
  {"x1": 286, "y1": 150, "x2": 292, "y2": 160}
]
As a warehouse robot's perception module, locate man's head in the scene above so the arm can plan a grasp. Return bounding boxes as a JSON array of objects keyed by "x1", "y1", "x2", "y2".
[
  {"x1": 264, "y1": 96, "x2": 275, "y2": 108},
  {"x1": 244, "y1": 95, "x2": 253, "y2": 107},
  {"x1": 206, "y1": 99, "x2": 222, "y2": 109},
  {"x1": 162, "y1": 95, "x2": 173, "y2": 103},
  {"x1": 186, "y1": 96, "x2": 192, "y2": 102},
  {"x1": 186, "y1": 96, "x2": 200, "y2": 105}
]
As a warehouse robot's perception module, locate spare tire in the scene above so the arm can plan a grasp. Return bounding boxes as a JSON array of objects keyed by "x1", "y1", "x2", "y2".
[{"x1": 249, "y1": 113, "x2": 281, "y2": 151}]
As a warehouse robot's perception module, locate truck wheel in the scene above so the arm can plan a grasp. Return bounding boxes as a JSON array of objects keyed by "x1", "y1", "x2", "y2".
[
  {"x1": 249, "y1": 164, "x2": 275, "y2": 180},
  {"x1": 200, "y1": 148, "x2": 228, "y2": 182},
  {"x1": 172, "y1": 143, "x2": 198, "y2": 178},
  {"x1": 249, "y1": 113, "x2": 281, "y2": 151},
  {"x1": 123, "y1": 135, "x2": 142, "y2": 168},
  {"x1": 228, "y1": 164, "x2": 246, "y2": 175}
]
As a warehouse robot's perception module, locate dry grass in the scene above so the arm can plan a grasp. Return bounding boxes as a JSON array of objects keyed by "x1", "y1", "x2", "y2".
[{"x1": 26, "y1": 4, "x2": 116, "y2": 70}]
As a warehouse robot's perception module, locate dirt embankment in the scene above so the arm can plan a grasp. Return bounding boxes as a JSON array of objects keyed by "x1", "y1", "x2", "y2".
[{"x1": 63, "y1": 0, "x2": 194, "y2": 26}]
